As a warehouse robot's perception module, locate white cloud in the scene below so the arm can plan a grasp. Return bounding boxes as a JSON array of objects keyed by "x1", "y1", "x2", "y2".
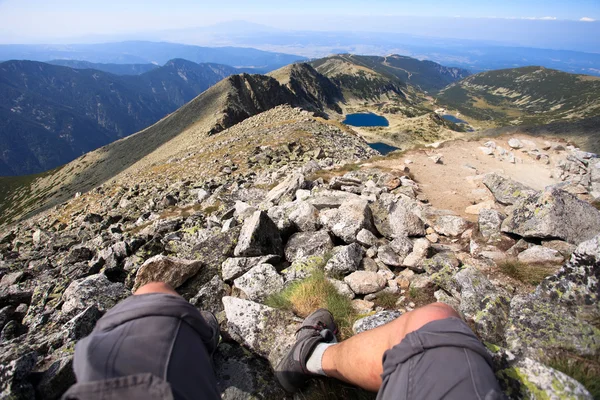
[
  {"x1": 522, "y1": 16, "x2": 557, "y2": 20},
  {"x1": 580, "y1": 17, "x2": 596, "y2": 22}
]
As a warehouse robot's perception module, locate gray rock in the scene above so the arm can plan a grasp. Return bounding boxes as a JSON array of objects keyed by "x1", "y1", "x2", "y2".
[
  {"x1": 61, "y1": 274, "x2": 129, "y2": 317},
  {"x1": 361, "y1": 257, "x2": 379, "y2": 272},
  {"x1": 189, "y1": 275, "x2": 227, "y2": 314},
  {"x1": 0, "y1": 271, "x2": 26, "y2": 287},
  {"x1": 222, "y1": 297, "x2": 300, "y2": 367},
  {"x1": 507, "y1": 138, "x2": 523, "y2": 149},
  {"x1": 422, "y1": 252, "x2": 461, "y2": 275},
  {"x1": 64, "y1": 247, "x2": 94, "y2": 265},
  {"x1": 433, "y1": 215, "x2": 470, "y2": 237},
  {"x1": 62, "y1": 305, "x2": 103, "y2": 342},
  {"x1": 133, "y1": 255, "x2": 203, "y2": 292},
  {"x1": 0, "y1": 351, "x2": 37, "y2": 399},
  {"x1": 501, "y1": 188, "x2": 600, "y2": 244},
  {"x1": 497, "y1": 358, "x2": 593, "y2": 400},
  {"x1": 377, "y1": 245, "x2": 403, "y2": 267},
  {"x1": 35, "y1": 357, "x2": 75, "y2": 400},
  {"x1": 221, "y1": 255, "x2": 280, "y2": 282},
  {"x1": 215, "y1": 342, "x2": 288, "y2": 400},
  {"x1": 0, "y1": 306, "x2": 14, "y2": 332},
  {"x1": 372, "y1": 196, "x2": 425, "y2": 239},
  {"x1": 389, "y1": 236, "x2": 413, "y2": 260},
  {"x1": 353, "y1": 311, "x2": 401, "y2": 334},
  {"x1": 234, "y1": 201, "x2": 258, "y2": 222},
  {"x1": 402, "y1": 238, "x2": 431, "y2": 270},
  {"x1": 284, "y1": 231, "x2": 333, "y2": 263},
  {"x1": 1, "y1": 320, "x2": 21, "y2": 342},
  {"x1": 356, "y1": 229, "x2": 378, "y2": 247},
  {"x1": 517, "y1": 245, "x2": 564, "y2": 264},
  {"x1": 483, "y1": 173, "x2": 537, "y2": 205},
  {"x1": 233, "y1": 264, "x2": 284, "y2": 302},
  {"x1": 505, "y1": 234, "x2": 600, "y2": 358},
  {"x1": 289, "y1": 201, "x2": 320, "y2": 232},
  {"x1": 196, "y1": 189, "x2": 209, "y2": 203},
  {"x1": 265, "y1": 173, "x2": 304, "y2": 205},
  {"x1": 327, "y1": 278, "x2": 355, "y2": 299},
  {"x1": 324, "y1": 243, "x2": 363, "y2": 276},
  {"x1": 478, "y1": 209, "x2": 506, "y2": 238},
  {"x1": 322, "y1": 199, "x2": 375, "y2": 244},
  {"x1": 234, "y1": 211, "x2": 283, "y2": 257},
  {"x1": 307, "y1": 190, "x2": 361, "y2": 210},
  {"x1": 344, "y1": 271, "x2": 386, "y2": 295}
]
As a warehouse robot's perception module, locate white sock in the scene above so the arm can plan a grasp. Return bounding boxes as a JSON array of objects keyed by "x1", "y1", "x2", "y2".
[{"x1": 306, "y1": 342, "x2": 336, "y2": 376}]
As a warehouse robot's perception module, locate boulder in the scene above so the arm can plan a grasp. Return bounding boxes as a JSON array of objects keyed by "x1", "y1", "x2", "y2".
[
  {"x1": 344, "y1": 271, "x2": 386, "y2": 295},
  {"x1": 389, "y1": 236, "x2": 414, "y2": 260},
  {"x1": 327, "y1": 278, "x2": 355, "y2": 299},
  {"x1": 497, "y1": 358, "x2": 593, "y2": 399},
  {"x1": 307, "y1": 190, "x2": 361, "y2": 210},
  {"x1": 353, "y1": 311, "x2": 401, "y2": 334},
  {"x1": 189, "y1": 275, "x2": 227, "y2": 314},
  {"x1": 324, "y1": 243, "x2": 363, "y2": 275},
  {"x1": 289, "y1": 201, "x2": 320, "y2": 232},
  {"x1": 372, "y1": 196, "x2": 425, "y2": 239},
  {"x1": 377, "y1": 245, "x2": 403, "y2": 267},
  {"x1": 35, "y1": 357, "x2": 75, "y2": 400},
  {"x1": 222, "y1": 297, "x2": 300, "y2": 366},
  {"x1": 501, "y1": 188, "x2": 600, "y2": 244},
  {"x1": 215, "y1": 342, "x2": 287, "y2": 400},
  {"x1": 221, "y1": 255, "x2": 280, "y2": 282},
  {"x1": 265, "y1": 173, "x2": 304, "y2": 205},
  {"x1": 356, "y1": 229, "x2": 378, "y2": 247},
  {"x1": 433, "y1": 215, "x2": 470, "y2": 237},
  {"x1": 478, "y1": 209, "x2": 506, "y2": 238},
  {"x1": 483, "y1": 173, "x2": 537, "y2": 205},
  {"x1": 233, "y1": 264, "x2": 284, "y2": 302},
  {"x1": 234, "y1": 211, "x2": 283, "y2": 257},
  {"x1": 507, "y1": 138, "x2": 523, "y2": 149},
  {"x1": 402, "y1": 238, "x2": 431, "y2": 270},
  {"x1": 0, "y1": 351, "x2": 37, "y2": 399},
  {"x1": 505, "y1": 235, "x2": 600, "y2": 358},
  {"x1": 284, "y1": 231, "x2": 334, "y2": 263},
  {"x1": 322, "y1": 199, "x2": 375, "y2": 244},
  {"x1": 133, "y1": 255, "x2": 203, "y2": 292},
  {"x1": 517, "y1": 246, "x2": 564, "y2": 264},
  {"x1": 61, "y1": 274, "x2": 129, "y2": 317},
  {"x1": 62, "y1": 305, "x2": 103, "y2": 342}
]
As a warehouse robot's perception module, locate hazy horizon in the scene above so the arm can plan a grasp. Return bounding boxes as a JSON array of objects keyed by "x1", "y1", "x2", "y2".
[{"x1": 0, "y1": 0, "x2": 599, "y2": 54}]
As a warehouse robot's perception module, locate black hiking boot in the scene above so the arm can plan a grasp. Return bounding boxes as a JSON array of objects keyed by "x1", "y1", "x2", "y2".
[{"x1": 275, "y1": 308, "x2": 338, "y2": 393}]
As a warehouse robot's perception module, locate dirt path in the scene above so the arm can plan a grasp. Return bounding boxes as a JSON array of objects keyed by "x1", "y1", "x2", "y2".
[{"x1": 367, "y1": 135, "x2": 569, "y2": 221}]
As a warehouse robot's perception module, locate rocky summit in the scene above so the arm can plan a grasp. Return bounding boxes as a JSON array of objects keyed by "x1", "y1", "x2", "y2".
[{"x1": 1, "y1": 96, "x2": 600, "y2": 398}]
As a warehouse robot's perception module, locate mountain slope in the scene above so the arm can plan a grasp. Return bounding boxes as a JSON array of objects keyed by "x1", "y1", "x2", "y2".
[
  {"x1": 0, "y1": 69, "x2": 345, "y2": 224},
  {"x1": 437, "y1": 67, "x2": 600, "y2": 126},
  {"x1": 0, "y1": 59, "x2": 239, "y2": 176},
  {"x1": 311, "y1": 54, "x2": 470, "y2": 95},
  {"x1": 48, "y1": 60, "x2": 159, "y2": 75}
]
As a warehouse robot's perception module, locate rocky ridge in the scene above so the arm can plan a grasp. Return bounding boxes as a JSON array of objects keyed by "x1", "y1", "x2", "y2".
[{"x1": 0, "y1": 105, "x2": 599, "y2": 398}]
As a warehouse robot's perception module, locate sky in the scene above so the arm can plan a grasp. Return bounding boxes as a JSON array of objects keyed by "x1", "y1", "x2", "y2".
[{"x1": 0, "y1": 0, "x2": 599, "y2": 50}]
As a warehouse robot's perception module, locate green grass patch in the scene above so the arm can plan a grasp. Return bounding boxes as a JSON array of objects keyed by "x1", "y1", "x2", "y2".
[
  {"x1": 547, "y1": 352, "x2": 600, "y2": 399},
  {"x1": 373, "y1": 291, "x2": 400, "y2": 309},
  {"x1": 265, "y1": 270, "x2": 358, "y2": 339},
  {"x1": 406, "y1": 286, "x2": 436, "y2": 308},
  {"x1": 497, "y1": 259, "x2": 559, "y2": 286}
]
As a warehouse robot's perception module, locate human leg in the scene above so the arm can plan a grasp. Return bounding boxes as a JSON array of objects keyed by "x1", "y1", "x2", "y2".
[{"x1": 321, "y1": 302, "x2": 459, "y2": 391}]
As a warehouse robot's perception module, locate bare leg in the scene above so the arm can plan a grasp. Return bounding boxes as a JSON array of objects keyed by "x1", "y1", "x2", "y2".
[
  {"x1": 134, "y1": 281, "x2": 180, "y2": 296},
  {"x1": 321, "y1": 302, "x2": 459, "y2": 392}
]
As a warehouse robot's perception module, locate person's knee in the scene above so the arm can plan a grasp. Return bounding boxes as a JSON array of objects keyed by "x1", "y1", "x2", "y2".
[
  {"x1": 134, "y1": 281, "x2": 180, "y2": 296},
  {"x1": 390, "y1": 302, "x2": 459, "y2": 345}
]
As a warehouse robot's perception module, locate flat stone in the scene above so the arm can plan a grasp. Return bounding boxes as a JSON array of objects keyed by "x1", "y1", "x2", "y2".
[
  {"x1": 221, "y1": 255, "x2": 280, "y2": 282},
  {"x1": 483, "y1": 173, "x2": 537, "y2": 205},
  {"x1": 233, "y1": 264, "x2": 284, "y2": 302},
  {"x1": 133, "y1": 255, "x2": 203, "y2": 292},
  {"x1": 377, "y1": 245, "x2": 403, "y2": 267},
  {"x1": 517, "y1": 246, "x2": 565, "y2": 264},
  {"x1": 327, "y1": 278, "x2": 355, "y2": 299},
  {"x1": 344, "y1": 271, "x2": 386, "y2": 295},
  {"x1": 434, "y1": 215, "x2": 470, "y2": 237},
  {"x1": 353, "y1": 311, "x2": 401, "y2": 334}
]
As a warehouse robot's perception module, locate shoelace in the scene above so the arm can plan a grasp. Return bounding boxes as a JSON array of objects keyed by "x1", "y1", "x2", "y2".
[{"x1": 296, "y1": 321, "x2": 338, "y2": 342}]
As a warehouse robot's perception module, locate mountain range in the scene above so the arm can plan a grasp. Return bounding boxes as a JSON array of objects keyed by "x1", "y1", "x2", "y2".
[{"x1": 0, "y1": 59, "x2": 239, "y2": 175}]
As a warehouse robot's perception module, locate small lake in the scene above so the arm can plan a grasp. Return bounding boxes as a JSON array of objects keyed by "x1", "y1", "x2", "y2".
[
  {"x1": 442, "y1": 114, "x2": 468, "y2": 124},
  {"x1": 369, "y1": 142, "x2": 399, "y2": 155},
  {"x1": 343, "y1": 113, "x2": 390, "y2": 127}
]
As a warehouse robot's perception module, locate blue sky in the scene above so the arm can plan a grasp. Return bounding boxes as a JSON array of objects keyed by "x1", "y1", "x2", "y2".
[{"x1": 0, "y1": 0, "x2": 598, "y2": 47}]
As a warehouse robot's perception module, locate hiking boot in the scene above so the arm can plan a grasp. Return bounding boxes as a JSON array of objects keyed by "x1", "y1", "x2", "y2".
[
  {"x1": 275, "y1": 308, "x2": 338, "y2": 393},
  {"x1": 200, "y1": 311, "x2": 220, "y2": 358}
]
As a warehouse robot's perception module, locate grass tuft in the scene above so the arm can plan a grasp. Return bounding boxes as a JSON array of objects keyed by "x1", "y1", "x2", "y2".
[
  {"x1": 266, "y1": 270, "x2": 358, "y2": 339},
  {"x1": 406, "y1": 285, "x2": 437, "y2": 308},
  {"x1": 497, "y1": 259, "x2": 559, "y2": 286},
  {"x1": 373, "y1": 291, "x2": 400, "y2": 309},
  {"x1": 546, "y1": 352, "x2": 600, "y2": 399}
]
